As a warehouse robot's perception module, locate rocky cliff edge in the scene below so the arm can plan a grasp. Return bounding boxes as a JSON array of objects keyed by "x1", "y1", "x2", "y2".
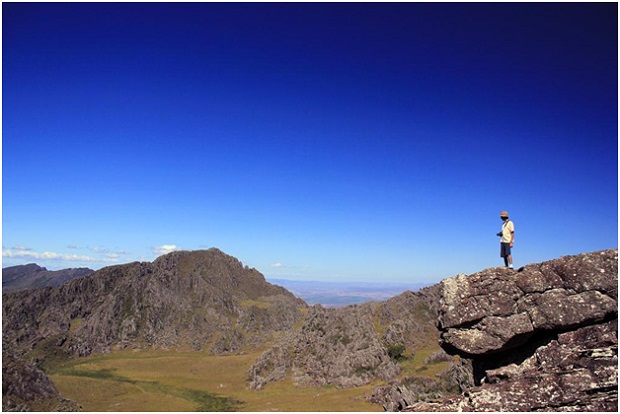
[{"x1": 403, "y1": 249, "x2": 618, "y2": 411}]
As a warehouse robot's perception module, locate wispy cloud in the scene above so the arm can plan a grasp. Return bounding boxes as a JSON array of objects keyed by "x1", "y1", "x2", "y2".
[
  {"x1": 88, "y1": 246, "x2": 129, "y2": 258},
  {"x1": 2, "y1": 248, "x2": 108, "y2": 263},
  {"x1": 152, "y1": 245, "x2": 181, "y2": 256},
  {"x1": 2, "y1": 245, "x2": 127, "y2": 266},
  {"x1": 271, "y1": 262, "x2": 310, "y2": 269}
]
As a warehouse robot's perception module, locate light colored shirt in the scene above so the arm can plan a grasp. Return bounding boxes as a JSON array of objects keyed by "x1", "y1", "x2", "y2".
[{"x1": 501, "y1": 220, "x2": 515, "y2": 243}]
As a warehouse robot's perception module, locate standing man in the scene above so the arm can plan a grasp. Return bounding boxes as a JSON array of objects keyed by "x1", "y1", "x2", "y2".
[{"x1": 498, "y1": 210, "x2": 515, "y2": 269}]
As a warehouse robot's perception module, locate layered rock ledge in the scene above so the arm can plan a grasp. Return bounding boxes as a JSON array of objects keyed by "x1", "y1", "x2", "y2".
[
  {"x1": 407, "y1": 249, "x2": 618, "y2": 411},
  {"x1": 439, "y1": 249, "x2": 617, "y2": 356}
]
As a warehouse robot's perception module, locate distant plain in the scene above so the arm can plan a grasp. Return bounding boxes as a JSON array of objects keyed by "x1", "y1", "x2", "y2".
[{"x1": 267, "y1": 278, "x2": 429, "y2": 307}]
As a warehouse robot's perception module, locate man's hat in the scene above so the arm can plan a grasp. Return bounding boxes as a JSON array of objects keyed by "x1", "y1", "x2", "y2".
[{"x1": 500, "y1": 210, "x2": 509, "y2": 217}]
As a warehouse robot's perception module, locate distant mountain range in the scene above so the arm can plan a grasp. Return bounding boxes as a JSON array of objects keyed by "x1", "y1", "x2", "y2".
[
  {"x1": 2, "y1": 263, "x2": 94, "y2": 293},
  {"x1": 2, "y1": 262, "x2": 428, "y2": 306}
]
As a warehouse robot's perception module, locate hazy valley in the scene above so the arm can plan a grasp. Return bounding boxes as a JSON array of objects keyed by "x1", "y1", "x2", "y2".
[{"x1": 266, "y1": 278, "x2": 430, "y2": 307}]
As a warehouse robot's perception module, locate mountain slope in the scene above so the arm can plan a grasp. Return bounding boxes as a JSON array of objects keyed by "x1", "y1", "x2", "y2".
[
  {"x1": 2, "y1": 264, "x2": 94, "y2": 293},
  {"x1": 397, "y1": 249, "x2": 618, "y2": 412},
  {"x1": 248, "y1": 284, "x2": 441, "y2": 389},
  {"x1": 2, "y1": 249, "x2": 306, "y2": 357},
  {"x1": 2, "y1": 345, "x2": 81, "y2": 411}
]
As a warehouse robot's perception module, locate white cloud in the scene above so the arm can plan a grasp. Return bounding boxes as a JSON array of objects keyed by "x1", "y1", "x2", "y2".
[
  {"x1": 152, "y1": 245, "x2": 181, "y2": 256},
  {"x1": 2, "y1": 248, "x2": 108, "y2": 263},
  {"x1": 271, "y1": 262, "x2": 285, "y2": 268},
  {"x1": 89, "y1": 246, "x2": 129, "y2": 258},
  {"x1": 1, "y1": 244, "x2": 132, "y2": 266},
  {"x1": 12, "y1": 245, "x2": 33, "y2": 252},
  {"x1": 89, "y1": 247, "x2": 109, "y2": 254}
]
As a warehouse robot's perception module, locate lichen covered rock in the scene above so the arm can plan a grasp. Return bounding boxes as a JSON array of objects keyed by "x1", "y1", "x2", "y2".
[
  {"x1": 439, "y1": 250, "x2": 617, "y2": 356},
  {"x1": 403, "y1": 249, "x2": 618, "y2": 412}
]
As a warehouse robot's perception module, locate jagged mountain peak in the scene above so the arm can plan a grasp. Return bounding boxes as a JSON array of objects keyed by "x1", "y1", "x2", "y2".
[
  {"x1": 148, "y1": 248, "x2": 289, "y2": 301},
  {"x1": 152, "y1": 247, "x2": 235, "y2": 264},
  {"x1": 2, "y1": 248, "x2": 306, "y2": 357}
]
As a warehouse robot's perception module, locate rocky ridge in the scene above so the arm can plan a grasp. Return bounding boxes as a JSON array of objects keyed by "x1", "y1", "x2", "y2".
[
  {"x1": 2, "y1": 249, "x2": 307, "y2": 411},
  {"x1": 2, "y1": 248, "x2": 305, "y2": 358},
  {"x1": 2, "y1": 264, "x2": 94, "y2": 293},
  {"x1": 398, "y1": 249, "x2": 618, "y2": 411},
  {"x1": 248, "y1": 285, "x2": 441, "y2": 389}
]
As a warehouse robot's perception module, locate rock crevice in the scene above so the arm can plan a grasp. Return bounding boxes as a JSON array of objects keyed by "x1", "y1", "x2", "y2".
[{"x1": 405, "y1": 249, "x2": 618, "y2": 412}]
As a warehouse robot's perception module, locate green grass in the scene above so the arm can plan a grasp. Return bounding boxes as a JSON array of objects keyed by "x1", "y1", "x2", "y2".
[
  {"x1": 47, "y1": 335, "x2": 452, "y2": 412},
  {"x1": 69, "y1": 317, "x2": 83, "y2": 334},
  {"x1": 49, "y1": 349, "x2": 382, "y2": 412},
  {"x1": 239, "y1": 299, "x2": 272, "y2": 310},
  {"x1": 397, "y1": 345, "x2": 453, "y2": 380},
  {"x1": 54, "y1": 366, "x2": 240, "y2": 411}
]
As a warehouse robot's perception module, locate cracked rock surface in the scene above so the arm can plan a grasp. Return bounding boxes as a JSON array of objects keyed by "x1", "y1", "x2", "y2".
[
  {"x1": 439, "y1": 249, "x2": 617, "y2": 356},
  {"x1": 404, "y1": 249, "x2": 618, "y2": 412}
]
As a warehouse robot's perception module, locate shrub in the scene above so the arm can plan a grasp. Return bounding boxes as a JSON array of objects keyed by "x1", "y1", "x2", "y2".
[{"x1": 387, "y1": 343, "x2": 406, "y2": 361}]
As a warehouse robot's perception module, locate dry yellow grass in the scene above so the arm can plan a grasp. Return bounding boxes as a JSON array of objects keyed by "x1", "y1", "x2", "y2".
[
  {"x1": 50, "y1": 348, "x2": 382, "y2": 412},
  {"x1": 52, "y1": 376, "x2": 196, "y2": 411}
]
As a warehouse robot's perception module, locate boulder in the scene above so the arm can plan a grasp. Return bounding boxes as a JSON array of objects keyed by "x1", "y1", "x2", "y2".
[
  {"x1": 2, "y1": 345, "x2": 81, "y2": 411},
  {"x1": 403, "y1": 249, "x2": 618, "y2": 412},
  {"x1": 439, "y1": 249, "x2": 617, "y2": 356}
]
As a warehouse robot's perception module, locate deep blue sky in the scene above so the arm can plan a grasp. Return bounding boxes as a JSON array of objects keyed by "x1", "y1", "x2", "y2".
[{"x1": 2, "y1": 2, "x2": 618, "y2": 284}]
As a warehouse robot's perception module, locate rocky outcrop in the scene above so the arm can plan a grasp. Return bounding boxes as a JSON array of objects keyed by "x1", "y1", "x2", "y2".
[
  {"x1": 2, "y1": 249, "x2": 306, "y2": 358},
  {"x1": 2, "y1": 343, "x2": 80, "y2": 411},
  {"x1": 249, "y1": 304, "x2": 401, "y2": 389},
  {"x1": 379, "y1": 285, "x2": 441, "y2": 351},
  {"x1": 369, "y1": 358, "x2": 473, "y2": 411},
  {"x1": 2, "y1": 264, "x2": 93, "y2": 293},
  {"x1": 402, "y1": 249, "x2": 618, "y2": 411},
  {"x1": 248, "y1": 285, "x2": 441, "y2": 390}
]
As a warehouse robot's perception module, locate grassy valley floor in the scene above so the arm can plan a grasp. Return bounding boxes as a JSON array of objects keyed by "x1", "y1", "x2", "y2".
[{"x1": 49, "y1": 349, "x2": 383, "y2": 411}]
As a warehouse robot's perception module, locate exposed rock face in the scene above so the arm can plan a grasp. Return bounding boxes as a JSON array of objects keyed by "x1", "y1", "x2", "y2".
[
  {"x1": 2, "y1": 264, "x2": 94, "y2": 293},
  {"x1": 249, "y1": 304, "x2": 400, "y2": 389},
  {"x1": 379, "y1": 285, "x2": 441, "y2": 351},
  {"x1": 2, "y1": 344, "x2": 80, "y2": 411},
  {"x1": 248, "y1": 285, "x2": 440, "y2": 390},
  {"x1": 403, "y1": 249, "x2": 618, "y2": 412},
  {"x1": 439, "y1": 250, "x2": 617, "y2": 356},
  {"x1": 369, "y1": 358, "x2": 473, "y2": 411},
  {"x1": 2, "y1": 249, "x2": 306, "y2": 358},
  {"x1": 471, "y1": 320, "x2": 617, "y2": 411}
]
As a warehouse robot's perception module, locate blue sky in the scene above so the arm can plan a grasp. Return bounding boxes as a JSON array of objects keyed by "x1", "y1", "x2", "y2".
[{"x1": 2, "y1": 2, "x2": 618, "y2": 284}]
